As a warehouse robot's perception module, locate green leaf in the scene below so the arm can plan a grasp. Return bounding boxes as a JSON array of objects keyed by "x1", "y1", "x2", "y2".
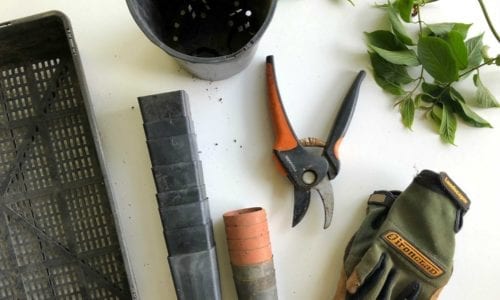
[
  {"x1": 429, "y1": 105, "x2": 443, "y2": 128},
  {"x1": 388, "y1": 5, "x2": 414, "y2": 45},
  {"x1": 473, "y1": 74, "x2": 500, "y2": 108},
  {"x1": 420, "y1": 82, "x2": 444, "y2": 103},
  {"x1": 455, "y1": 102, "x2": 492, "y2": 128},
  {"x1": 451, "y1": 23, "x2": 472, "y2": 38},
  {"x1": 371, "y1": 46, "x2": 420, "y2": 66},
  {"x1": 449, "y1": 87, "x2": 466, "y2": 103},
  {"x1": 415, "y1": 93, "x2": 430, "y2": 108},
  {"x1": 366, "y1": 30, "x2": 419, "y2": 66},
  {"x1": 465, "y1": 34, "x2": 484, "y2": 68},
  {"x1": 418, "y1": 37, "x2": 459, "y2": 83},
  {"x1": 449, "y1": 88, "x2": 492, "y2": 128},
  {"x1": 373, "y1": 73, "x2": 406, "y2": 95},
  {"x1": 369, "y1": 52, "x2": 414, "y2": 85},
  {"x1": 397, "y1": 0, "x2": 414, "y2": 22},
  {"x1": 425, "y1": 23, "x2": 472, "y2": 38},
  {"x1": 400, "y1": 96, "x2": 415, "y2": 128},
  {"x1": 422, "y1": 82, "x2": 443, "y2": 97},
  {"x1": 365, "y1": 30, "x2": 407, "y2": 50},
  {"x1": 421, "y1": 82, "x2": 440, "y2": 94},
  {"x1": 420, "y1": 93, "x2": 437, "y2": 103},
  {"x1": 446, "y1": 31, "x2": 468, "y2": 70},
  {"x1": 439, "y1": 104, "x2": 457, "y2": 144}
]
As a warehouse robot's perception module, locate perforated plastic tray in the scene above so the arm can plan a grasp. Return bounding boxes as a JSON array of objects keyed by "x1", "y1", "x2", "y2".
[{"x1": 0, "y1": 12, "x2": 133, "y2": 299}]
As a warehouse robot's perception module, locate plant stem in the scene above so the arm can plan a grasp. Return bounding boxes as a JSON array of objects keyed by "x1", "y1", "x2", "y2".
[
  {"x1": 477, "y1": 0, "x2": 500, "y2": 43},
  {"x1": 416, "y1": 4, "x2": 423, "y2": 38},
  {"x1": 429, "y1": 57, "x2": 496, "y2": 101},
  {"x1": 459, "y1": 58, "x2": 496, "y2": 78},
  {"x1": 394, "y1": 66, "x2": 425, "y2": 107},
  {"x1": 400, "y1": 4, "x2": 425, "y2": 104}
]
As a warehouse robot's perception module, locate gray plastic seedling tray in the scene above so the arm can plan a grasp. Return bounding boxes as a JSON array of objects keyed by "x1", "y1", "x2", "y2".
[{"x1": 0, "y1": 12, "x2": 133, "y2": 299}]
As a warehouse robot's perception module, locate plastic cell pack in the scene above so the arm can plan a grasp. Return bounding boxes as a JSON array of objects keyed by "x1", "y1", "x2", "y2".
[
  {"x1": 139, "y1": 90, "x2": 222, "y2": 300},
  {"x1": 0, "y1": 12, "x2": 133, "y2": 299}
]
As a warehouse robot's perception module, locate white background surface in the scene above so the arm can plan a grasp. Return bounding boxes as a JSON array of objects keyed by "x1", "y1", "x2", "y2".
[{"x1": 1, "y1": 0, "x2": 499, "y2": 299}]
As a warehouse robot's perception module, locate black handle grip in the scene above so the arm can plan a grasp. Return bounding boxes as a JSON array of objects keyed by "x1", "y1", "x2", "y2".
[{"x1": 324, "y1": 70, "x2": 366, "y2": 179}]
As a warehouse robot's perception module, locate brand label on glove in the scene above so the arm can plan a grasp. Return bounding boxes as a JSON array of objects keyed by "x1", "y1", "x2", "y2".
[
  {"x1": 440, "y1": 172, "x2": 471, "y2": 210},
  {"x1": 383, "y1": 231, "x2": 444, "y2": 278}
]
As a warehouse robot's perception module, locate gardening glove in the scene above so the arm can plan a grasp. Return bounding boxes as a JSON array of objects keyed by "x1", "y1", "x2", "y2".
[
  {"x1": 336, "y1": 170, "x2": 471, "y2": 300},
  {"x1": 334, "y1": 190, "x2": 400, "y2": 300}
]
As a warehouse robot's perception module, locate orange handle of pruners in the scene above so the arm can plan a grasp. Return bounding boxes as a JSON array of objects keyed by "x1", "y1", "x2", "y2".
[{"x1": 265, "y1": 55, "x2": 298, "y2": 152}]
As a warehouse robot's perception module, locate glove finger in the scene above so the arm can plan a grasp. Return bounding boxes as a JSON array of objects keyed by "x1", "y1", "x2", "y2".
[
  {"x1": 344, "y1": 191, "x2": 399, "y2": 273},
  {"x1": 376, "y1": 268, "x2": 397, "y2": 300},
  {"x1": 395, "y1": 281, "x2": 421, "y2": 300},
  {"x1": 347, "y1": 252, "x2": 391, "y2": 299},
  {"x1": 368, "y1": 191, "x2": 400, "y2": 229},
  {"x1": 333, "y1": 268, "x2": 348, "y2": 300}
]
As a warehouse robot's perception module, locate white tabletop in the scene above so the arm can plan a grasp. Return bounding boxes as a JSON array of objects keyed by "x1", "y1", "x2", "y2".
[{"x1": 1, "y1": 0, "x2": 499, "y2": 299}]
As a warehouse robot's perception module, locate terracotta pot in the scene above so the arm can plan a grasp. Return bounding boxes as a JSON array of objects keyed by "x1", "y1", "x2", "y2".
[
  {"x1": 229, "y1": 245, "x2": 273, "y2": 266},
  {"x1": 227, "y1": 232, "x2": 271, "y2": 251},
  {"x1": 223, "y1": 207, "x2": 268, "y2": 227},
  {"x1": 225, "y1": 222, "x2": 269, "y2": 240}
]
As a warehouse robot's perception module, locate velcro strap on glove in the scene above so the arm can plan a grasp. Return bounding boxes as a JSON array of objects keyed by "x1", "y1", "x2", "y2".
[{"x1": 414, "y1": 170, "x2": 471, "y2": 232}]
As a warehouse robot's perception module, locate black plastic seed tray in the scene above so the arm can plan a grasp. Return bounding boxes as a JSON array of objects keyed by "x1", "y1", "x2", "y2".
[{"x1": 0, "y1": 12, "x2": 133, "y2": 299}]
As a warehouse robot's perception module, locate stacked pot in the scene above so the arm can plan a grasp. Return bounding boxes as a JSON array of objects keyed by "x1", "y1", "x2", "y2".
[
  {"x1": 139, "y1": 90, "x2": 221, "y2": 300},
  {"x1": 224, "y1": 207, "x2": 278, "y2": 300}
]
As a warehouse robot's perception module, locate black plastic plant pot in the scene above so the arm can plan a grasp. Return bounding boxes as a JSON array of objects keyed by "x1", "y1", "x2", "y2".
[{"x1": 126, "y1": 0, "x2": 278, "y2": 80}]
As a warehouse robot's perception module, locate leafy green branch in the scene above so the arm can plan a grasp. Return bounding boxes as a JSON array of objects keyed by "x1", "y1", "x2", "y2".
[{"x1": 366, "y1": 0, "x2": 500, "y2": 144}]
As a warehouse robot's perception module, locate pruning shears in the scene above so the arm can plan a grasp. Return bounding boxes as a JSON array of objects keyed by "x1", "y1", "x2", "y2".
[{"x1": 265, "y1": 55, "x2": 365, "y2": 229}]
